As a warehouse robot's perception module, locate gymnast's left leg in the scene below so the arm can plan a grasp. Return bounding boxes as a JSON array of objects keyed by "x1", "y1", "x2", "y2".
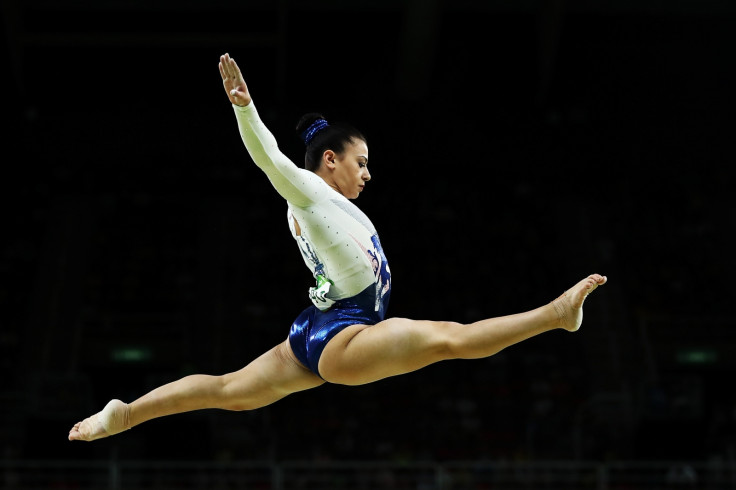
[
  {"x1": 69, "y1": 339, "x2": 324, "y2": 441},
  {"x1": 318, "y1": 274, "x2": 606, "y2": 385}
]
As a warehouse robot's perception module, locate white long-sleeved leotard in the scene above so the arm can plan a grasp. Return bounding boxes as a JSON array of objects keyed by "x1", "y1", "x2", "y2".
[{"x1": 233, "y1": 102, "x2": 391, "y2": 315}]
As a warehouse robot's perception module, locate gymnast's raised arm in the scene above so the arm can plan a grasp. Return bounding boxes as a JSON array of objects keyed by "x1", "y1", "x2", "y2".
[{"x1": 218, "y1": 53, "x2": 325, "y2": 208}]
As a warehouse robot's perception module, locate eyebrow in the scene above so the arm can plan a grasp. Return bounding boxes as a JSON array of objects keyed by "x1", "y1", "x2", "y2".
[{"x1": 358, "y1": 154, "x2": 369, "y2": 163}]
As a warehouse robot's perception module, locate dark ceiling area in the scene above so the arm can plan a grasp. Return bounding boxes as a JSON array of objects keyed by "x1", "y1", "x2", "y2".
[{"x1": 1, "y1": 0, "x2": 735, "y2": 465}]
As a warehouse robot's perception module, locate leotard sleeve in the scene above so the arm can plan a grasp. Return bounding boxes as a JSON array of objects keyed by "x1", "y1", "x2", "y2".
[{"x1": 233, "y1": 102, "x2": 325, "y2": 208}]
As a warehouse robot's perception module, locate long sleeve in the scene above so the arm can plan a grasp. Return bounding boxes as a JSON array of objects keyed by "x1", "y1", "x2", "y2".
[{"x1": 233, "y1": 102, "x2": 327, "y2": 208}]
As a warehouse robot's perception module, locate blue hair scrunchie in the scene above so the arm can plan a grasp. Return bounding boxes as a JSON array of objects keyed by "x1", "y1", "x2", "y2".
[{"x1": 301, "y1": 119, "x2": 329, "y2": 146}]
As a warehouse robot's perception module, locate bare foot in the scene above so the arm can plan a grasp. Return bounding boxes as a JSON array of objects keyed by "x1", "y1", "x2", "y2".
[
  {"x1": 552, "y1": 274, "x2": 607, "y2": 332},
  {"x1": 68, "y1": 399, "x2": 130, "y2": 441}
]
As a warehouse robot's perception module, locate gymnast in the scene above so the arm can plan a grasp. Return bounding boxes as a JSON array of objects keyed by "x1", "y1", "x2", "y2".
[{"x1": 69, "y1": 53, "x2": 607, "y2": 442}]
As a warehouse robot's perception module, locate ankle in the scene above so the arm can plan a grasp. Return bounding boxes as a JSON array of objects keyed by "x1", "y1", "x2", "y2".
[{"x1": 551, "y1": 293, "x2": 572, "y2": 331}]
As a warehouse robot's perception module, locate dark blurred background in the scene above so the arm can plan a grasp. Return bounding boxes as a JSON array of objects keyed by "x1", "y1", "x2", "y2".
[{"x1": 1, "y1": 0, "x2": 735, "y2": 467}]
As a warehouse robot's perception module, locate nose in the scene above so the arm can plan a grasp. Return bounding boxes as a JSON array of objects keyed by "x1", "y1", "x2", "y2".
[{"x1": 362, "y1": 168, "x2": 371, "y2": 182}]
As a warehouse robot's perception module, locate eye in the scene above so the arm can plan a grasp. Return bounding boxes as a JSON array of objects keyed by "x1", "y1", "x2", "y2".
[{"x1": 358, "y1": 162, "x2": 366, "y2": 168}]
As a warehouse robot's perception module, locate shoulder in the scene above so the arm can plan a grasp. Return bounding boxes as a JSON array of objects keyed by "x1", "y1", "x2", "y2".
[{"x1": 290, "y1": 167, "x2": 335, "y2": 205}]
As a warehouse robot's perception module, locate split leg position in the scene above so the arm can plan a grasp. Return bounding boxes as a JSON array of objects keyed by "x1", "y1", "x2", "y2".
[{"x1": 69, "y1": 273, "x2": 606, "y2": 441}]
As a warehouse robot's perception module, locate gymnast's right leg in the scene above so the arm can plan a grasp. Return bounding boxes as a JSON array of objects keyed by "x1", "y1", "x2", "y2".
[{"x1": 68, "y1": 339, "x2": 325, "y2": 441}]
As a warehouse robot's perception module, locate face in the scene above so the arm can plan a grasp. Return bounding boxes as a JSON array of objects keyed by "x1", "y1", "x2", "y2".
[{"x1": 331, "y1": 139, "x2": 371, "y2": 199}]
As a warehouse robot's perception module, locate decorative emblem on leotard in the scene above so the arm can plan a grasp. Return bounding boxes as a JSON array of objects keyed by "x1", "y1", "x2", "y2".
[
  {"x1": 368, "y1": 235, "x2": 391, "y2": 316},
  {"x1": 309, "y1": 274, "x2": 335, "y2": 311},
  {"x1": 295, "y1": 235, "x2": 335, "y2": 311}
]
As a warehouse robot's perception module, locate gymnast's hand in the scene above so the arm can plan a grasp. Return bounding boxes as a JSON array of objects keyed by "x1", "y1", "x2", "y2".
[{"x1": 219, "y1": 53, "x2": 251, "y2": 107}]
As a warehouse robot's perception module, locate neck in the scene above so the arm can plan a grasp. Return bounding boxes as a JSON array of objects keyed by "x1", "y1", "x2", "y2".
[{"x1": 315, "y1": 168, "x2": 341, "y2": 195}]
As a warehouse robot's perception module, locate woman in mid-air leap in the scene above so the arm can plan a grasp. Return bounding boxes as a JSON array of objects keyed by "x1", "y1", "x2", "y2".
[{"x1": 69, "y1": 53, "x2": 607, "y2": 442}]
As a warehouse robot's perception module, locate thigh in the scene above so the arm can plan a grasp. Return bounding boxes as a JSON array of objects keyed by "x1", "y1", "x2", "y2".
[
  {"x1": 318, "y1": 317, "x2": 459, "y2": 386},
  {"x1": 222, "y1": 339, "x2": 326, "y2": 410}
]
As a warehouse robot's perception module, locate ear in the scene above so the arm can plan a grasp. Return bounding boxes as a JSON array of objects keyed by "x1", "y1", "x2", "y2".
[{"x1": 322, "y1": 150, "x2": 337, "y2": 170}]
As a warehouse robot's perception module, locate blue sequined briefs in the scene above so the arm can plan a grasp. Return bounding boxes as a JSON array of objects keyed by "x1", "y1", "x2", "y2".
[{"x1": 289, "y1": 285, "x2": 390, "y2": 377}]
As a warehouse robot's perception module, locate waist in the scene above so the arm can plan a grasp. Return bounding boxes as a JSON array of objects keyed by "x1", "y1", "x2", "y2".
[{"x1": 331, "y1": 282, "x2": 391, "y2": 320}]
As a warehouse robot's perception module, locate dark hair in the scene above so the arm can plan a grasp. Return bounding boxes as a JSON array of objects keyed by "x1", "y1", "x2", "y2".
[{"x1": 295, "y1": 112, "x2": 366, "y2": 172}]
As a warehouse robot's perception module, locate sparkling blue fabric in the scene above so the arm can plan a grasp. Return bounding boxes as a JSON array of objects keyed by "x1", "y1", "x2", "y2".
[{"x1": 289, "y1": 285, "x2": 391, "y2": 377}]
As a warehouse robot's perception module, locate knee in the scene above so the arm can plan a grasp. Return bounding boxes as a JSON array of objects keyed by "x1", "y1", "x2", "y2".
[
  {"x1": 439, "y1": 321, "x2": 469, "y2": 359},
  {"x1": 218, "y1": 374, "x2": 260, "y2": 411}
]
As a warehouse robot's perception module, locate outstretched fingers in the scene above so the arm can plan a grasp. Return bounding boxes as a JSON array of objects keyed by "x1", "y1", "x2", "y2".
[
  {"x1": 218, "y1": 56, "x2": 228, "y2": 81},
  {"x1": 219, "y1": 53, "x2": 250, "y2": 106},
  {"x1": 220, "y1": 53, "x2": 244, "y2": 85},
  {"x1": 219, "y1": 53, "x2": 234, "y2": 79}
]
